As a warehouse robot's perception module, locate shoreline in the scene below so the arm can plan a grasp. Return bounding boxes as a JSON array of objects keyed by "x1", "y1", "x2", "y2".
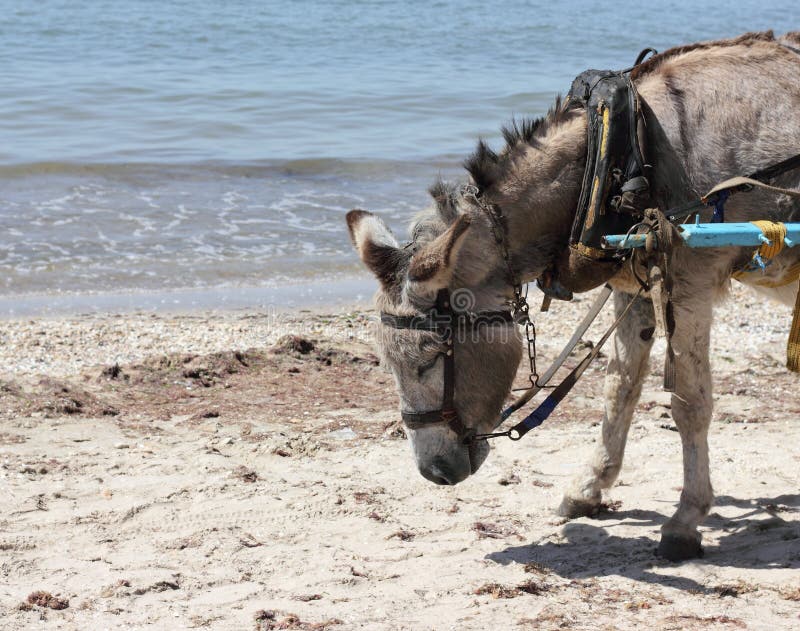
[{"x1": 0, "y1": 276, "x2": 376, "y2": 320}]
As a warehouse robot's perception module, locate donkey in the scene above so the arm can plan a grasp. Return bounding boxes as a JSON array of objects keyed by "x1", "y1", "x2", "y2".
[{"x1": 346, "y1": 32, "x2": 800, "y2": 560}]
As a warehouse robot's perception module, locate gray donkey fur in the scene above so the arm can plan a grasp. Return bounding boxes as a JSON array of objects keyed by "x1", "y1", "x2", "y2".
[{"x1": 346, "y1": 31, "x2": 800, "y2": 561}]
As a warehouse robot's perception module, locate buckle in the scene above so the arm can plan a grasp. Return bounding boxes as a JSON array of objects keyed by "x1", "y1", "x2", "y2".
[{"x1": 441, "y1": 408, "x2": 458, "y2": 422}]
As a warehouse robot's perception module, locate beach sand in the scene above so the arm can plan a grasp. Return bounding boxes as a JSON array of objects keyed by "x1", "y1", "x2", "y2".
[{"x1": 1, "y1": 284, "x2": 798, "y2": 630}]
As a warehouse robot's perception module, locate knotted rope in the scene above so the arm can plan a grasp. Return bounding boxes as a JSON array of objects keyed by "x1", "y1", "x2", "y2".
[
  {"x1": 732, "y1": 220, "x2": 800, "y2": 372},
  {"x1": 751, "y1": 220, "x2": 787, "y2": 261}
]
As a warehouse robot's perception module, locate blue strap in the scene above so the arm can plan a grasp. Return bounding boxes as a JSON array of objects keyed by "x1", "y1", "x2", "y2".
[
  {"x1": 486, "y1": 288, "x2": 643, "y2": 443},
  {"x1": 710, "y1": 190, "x2": 729, "y2": 223},
  {"x1": 510, "y1": 395, "x2": 558, "y2": 437}
]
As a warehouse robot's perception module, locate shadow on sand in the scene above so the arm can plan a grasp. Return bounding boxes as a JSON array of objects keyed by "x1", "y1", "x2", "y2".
[{"x1": 486, "y1": 493, "x2": 800, "y2": 594}]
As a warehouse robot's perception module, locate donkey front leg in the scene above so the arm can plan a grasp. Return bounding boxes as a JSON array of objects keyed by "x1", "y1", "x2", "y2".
[
  {"x1": 657, "y1": 298, "x2": 714, "y2": 561},
  {"x1": 559, "y1": 291, "x2": 655, "y2": 517}
]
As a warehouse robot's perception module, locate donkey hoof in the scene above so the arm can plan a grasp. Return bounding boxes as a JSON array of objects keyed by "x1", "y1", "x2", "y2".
[
  {"x1": 558, "y1": 495, "x2": 601, "y2": 519},
  {"x1": 657, "y1": 533, "x2": 704, "y2": 561}
]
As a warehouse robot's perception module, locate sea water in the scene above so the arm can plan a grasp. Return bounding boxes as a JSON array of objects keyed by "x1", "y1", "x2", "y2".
[{"x1": 0, "y1": 0, "x2": 795, "y2": 313}]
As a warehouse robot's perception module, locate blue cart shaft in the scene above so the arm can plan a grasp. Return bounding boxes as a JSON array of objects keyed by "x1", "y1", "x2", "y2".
[{"x1": 603, "y1": 221, "x2": 800, "y2": 249}]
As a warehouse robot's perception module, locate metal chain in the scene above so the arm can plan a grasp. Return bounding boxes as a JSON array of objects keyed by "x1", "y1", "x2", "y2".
[
  {"x1": 461, "y1": 185, "x2": 545, "y2": 390},
  {"x1": 518, "y1": 285, "x2": 541, "y2": 388}
]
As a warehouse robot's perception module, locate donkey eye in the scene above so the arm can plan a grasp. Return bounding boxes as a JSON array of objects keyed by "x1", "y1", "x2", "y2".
[{"x1": 417, "y1": 356, "x2": 439, "y2": 377}]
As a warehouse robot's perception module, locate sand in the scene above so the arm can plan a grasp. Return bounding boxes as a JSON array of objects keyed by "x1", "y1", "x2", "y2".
[{"x1": 1, "y1": 283, "x2": 798, "y2": 630}]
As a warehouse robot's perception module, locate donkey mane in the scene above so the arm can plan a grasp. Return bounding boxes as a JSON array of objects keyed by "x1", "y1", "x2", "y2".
[
  {"x1": 419, "y1": 95, "x2": 583, "y2": 242},
  {"x1": 462, "y1": 95, "x2": 582, "y2": 195}
]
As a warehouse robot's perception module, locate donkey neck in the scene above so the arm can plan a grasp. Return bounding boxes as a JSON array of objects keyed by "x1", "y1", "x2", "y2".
[{"x1": 489, "y1": 115, "x2": 588, "y2": 287}]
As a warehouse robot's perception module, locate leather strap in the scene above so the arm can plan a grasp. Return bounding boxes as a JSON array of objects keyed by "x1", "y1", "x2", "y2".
[
  {"x1": 642, "y1": 208, "x2": 681, "y2": 391},
  {"x1": 633, "y1": 47, "x2": 658, "y2": 67},
  {"x1": 389, "y1": 288, "x2": 511, "y2": 443},
  {"x1": 500, "y1": 285, "x2": 613, "y2": 420},
  {"x1": 401, "y1": 410, "x2": 446, "y2": 427},
  {"x1": 703, "y1": 176, "x2": 800, "y2": 202},
  {"x1": 667, "y1": 153, "x2": 800, "y2": 223},
  {"x1": 481, "y1": 288, "x2": 643, "y2": 441},
  {"x1": 436, "y1": 288, "x2": 456, "y2": 412}
]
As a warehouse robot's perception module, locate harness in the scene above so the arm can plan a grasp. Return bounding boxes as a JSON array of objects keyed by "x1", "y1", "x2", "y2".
[
  {"x1": 567, "y1": 67, "x2": 649, "y2": 261},
  {"x1": 380, "y1": 281, "x2": 639, "y2": 445},
  {"x1": 540, "y1": 57, "x2": 654, "y2": 301}
]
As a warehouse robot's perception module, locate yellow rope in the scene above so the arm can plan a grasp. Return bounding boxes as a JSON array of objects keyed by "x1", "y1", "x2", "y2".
[
  {"x1": 731, "y1": 221, "x2": 800, "y2": 371},
  {"x1": 732, "y1": 221, "x2": 790, "y2": 283},
  {"x1": 789, "y1": 288, "x2": 800, "y2": 372},
  {"x1": 751, "y1": 220, "x2": 786, "y2": 260}
]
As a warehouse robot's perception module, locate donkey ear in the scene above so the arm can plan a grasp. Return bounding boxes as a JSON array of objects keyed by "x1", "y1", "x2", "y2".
[
  {"x1": 408, "y1": 214, "x2": 471, "y2": 290},
  {"x1": 346, "y1": 209, "x2": 406, "y2": 287},
  {"x1": 429, "y1": 180, "x2": 460, "y2": 224}
]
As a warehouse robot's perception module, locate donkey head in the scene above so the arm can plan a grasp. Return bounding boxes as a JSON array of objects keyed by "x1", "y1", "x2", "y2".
[
  {"x1": 345, "y1": 97, "x2": 590, "y2": 484},
  {"x1": 346, "y1": 187, "x2": 522, "y2": 485}
]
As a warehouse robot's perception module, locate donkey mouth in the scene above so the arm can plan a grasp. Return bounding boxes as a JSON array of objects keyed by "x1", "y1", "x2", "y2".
[
  {"x1": 412, "y1": 426, "x2": 491, "y2": 485},
  {"x1": 418, "y1": 440, "x2": 488, "y2": 486}
]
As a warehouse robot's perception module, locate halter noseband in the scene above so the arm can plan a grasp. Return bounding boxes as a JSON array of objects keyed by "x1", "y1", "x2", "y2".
[{"x1": 380, "y1": 287, "x2": 514, "y2": 444}]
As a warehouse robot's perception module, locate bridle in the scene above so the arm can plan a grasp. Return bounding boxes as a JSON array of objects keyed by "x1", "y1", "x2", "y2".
[
  {"x1": 380, "y1": 286, "x2": 515, "y2": 444},
  {"x1": 379, "y1": 187, "x2": 643, "y2": 447}
]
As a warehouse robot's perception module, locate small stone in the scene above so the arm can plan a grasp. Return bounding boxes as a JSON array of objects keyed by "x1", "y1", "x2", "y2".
[{"x1": 114, "y1": 442, "x2": 130, "y2": 449}]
